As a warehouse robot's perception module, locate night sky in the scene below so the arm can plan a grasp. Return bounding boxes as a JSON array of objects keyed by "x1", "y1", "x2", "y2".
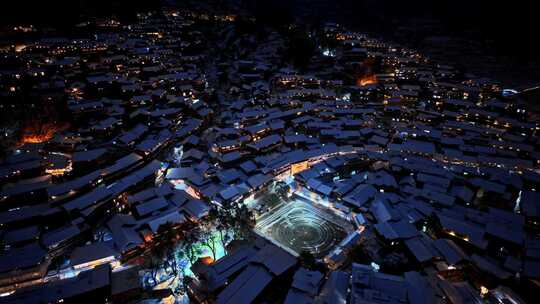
[{"x1": 2, "y1": 0, "x2": 537, "y2": 58}]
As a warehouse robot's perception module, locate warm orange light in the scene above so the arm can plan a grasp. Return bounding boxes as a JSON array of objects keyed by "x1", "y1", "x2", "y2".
[
  {"x1": 185, "y1": 185, "x2": 201, "y2": 199},
  {"x1": 143, "y1": 232, "x2": 153, "y2": 243},
  {"x1": 200, "y1": 256, "x2": 214, "y2": 265},
  {"x1": 21, "y1": 121, "x2": 68, "y2": 144},
  {"x1": 291, "y1": 161, "x2": 309, "y2": 175},
  {"x1": 357, "y1": 75, "x2": 377, "y2": 86}
]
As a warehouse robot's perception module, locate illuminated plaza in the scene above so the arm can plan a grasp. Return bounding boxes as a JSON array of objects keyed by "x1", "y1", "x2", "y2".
[{"x1": 255, "y1": 191, "x2": 353, "y2": 258}]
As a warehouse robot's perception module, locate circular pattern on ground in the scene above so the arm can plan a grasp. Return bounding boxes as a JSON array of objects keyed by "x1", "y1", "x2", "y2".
[{"x1": 256, "y1": 198, "x2": 348, "y2": 258}]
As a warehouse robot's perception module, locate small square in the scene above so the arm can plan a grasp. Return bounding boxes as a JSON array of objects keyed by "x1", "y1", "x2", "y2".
[{"x1": 255, "y1": 195, "x2": 352, "y2": 258}]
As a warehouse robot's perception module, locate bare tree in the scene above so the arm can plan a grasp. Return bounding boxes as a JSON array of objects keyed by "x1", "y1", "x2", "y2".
[{"x1": 199, "y1": 222, "x2": 219, "y2": 261}]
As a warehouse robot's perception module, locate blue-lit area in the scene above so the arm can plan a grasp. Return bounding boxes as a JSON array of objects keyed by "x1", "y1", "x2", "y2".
[
  {"x1": 142, "y1": 230, "x2": 228, "y2": 293},
  {"x1": 322, "y1": 47, "x2": 336, "y2": 57}
]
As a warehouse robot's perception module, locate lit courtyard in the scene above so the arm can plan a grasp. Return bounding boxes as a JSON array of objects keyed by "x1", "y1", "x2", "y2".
[{"x1": 255, "y1": 193, "x2": 352, "y2": 258}]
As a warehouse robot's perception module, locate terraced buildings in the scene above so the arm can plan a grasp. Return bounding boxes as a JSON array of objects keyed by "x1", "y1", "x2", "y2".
[{"x1": 0, "y1": 5, "x2": 539, "y2": 304}]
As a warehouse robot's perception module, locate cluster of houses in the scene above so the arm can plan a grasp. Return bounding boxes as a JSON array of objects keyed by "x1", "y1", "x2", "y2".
[
  {"x1": 0, "y1": 5, "x2": 539, "y2": 304},
  {"x1": 177, "y1": 23, "x2": 538, "y2": 304},
  {"x1": 0, "y1": 9, "x2": 223, "y2": 302}
]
